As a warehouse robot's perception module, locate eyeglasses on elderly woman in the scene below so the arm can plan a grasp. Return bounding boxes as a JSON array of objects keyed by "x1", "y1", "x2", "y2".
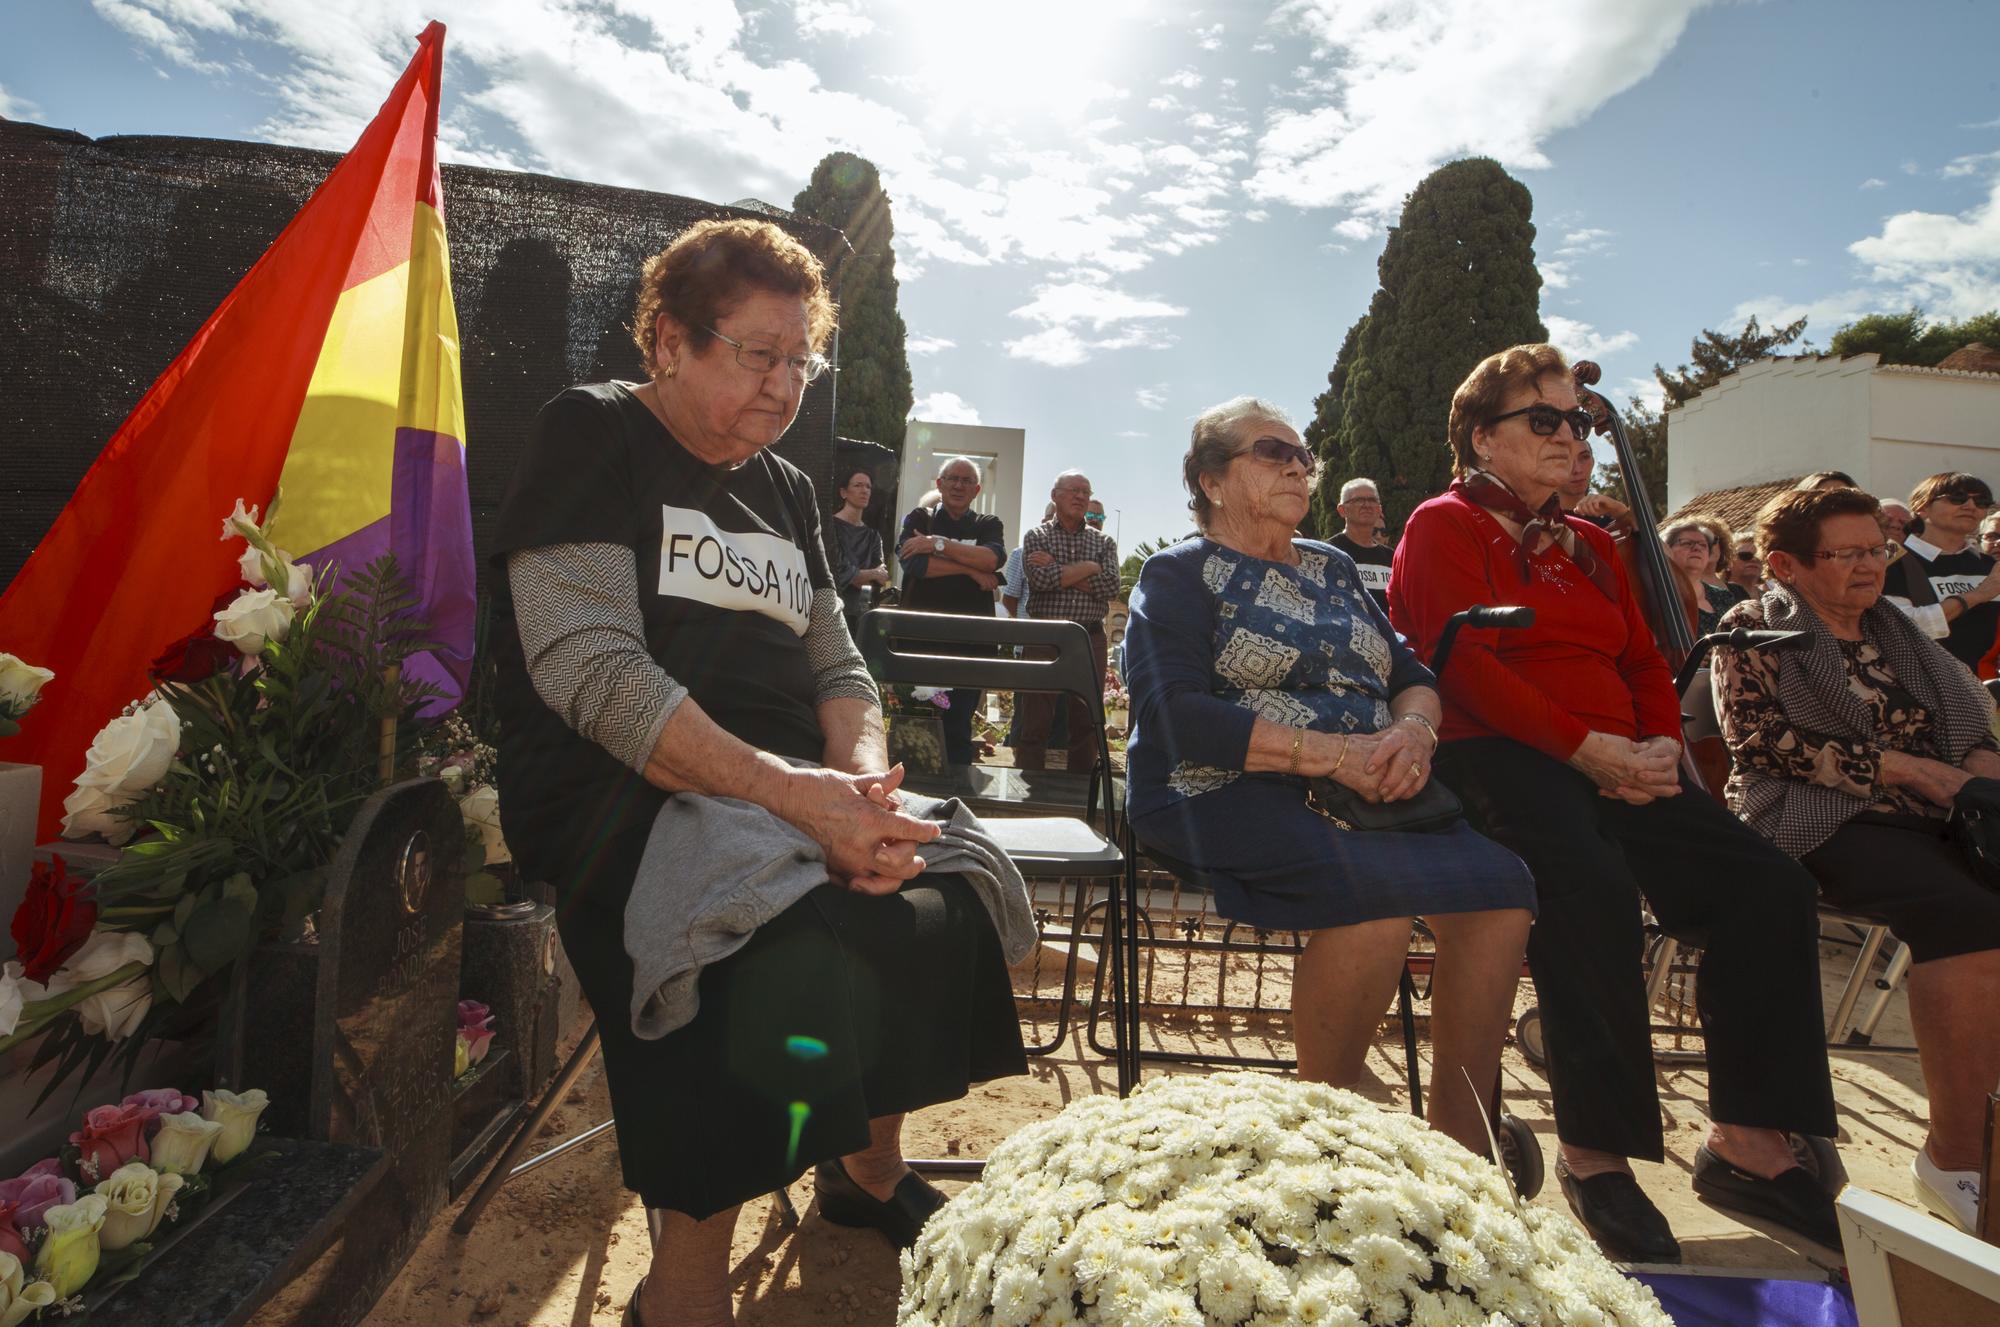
[
  {"x1": 1809, "y1": 544, "x2": 1893, "y2": 565},
  {"x1": 702, "y1": 325, "x2": 834, "y2": 383},
  {"x1": 1243, "y1": 435, "x2": 1316, "y2": 472}
]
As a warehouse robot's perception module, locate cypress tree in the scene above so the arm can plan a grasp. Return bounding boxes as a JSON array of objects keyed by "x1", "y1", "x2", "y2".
[
  {"x1": 1326, "y1": 158, "x2": 1547, "y2": 533},
  {"x1": 1304, "y1": 314, "x2": 1367, "y2": 538},
  {"x1": 792, "y1": 153, "x2": 913, "y2": 451}
]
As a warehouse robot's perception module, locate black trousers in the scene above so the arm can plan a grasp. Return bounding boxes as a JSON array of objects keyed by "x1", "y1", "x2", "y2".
[
  {"x1": 1437, "y1": 738, "x2": 1837, "y2": 1160},
  {"x1": 1804, "y1": 815, "x2": 2000, "y2": 963}
]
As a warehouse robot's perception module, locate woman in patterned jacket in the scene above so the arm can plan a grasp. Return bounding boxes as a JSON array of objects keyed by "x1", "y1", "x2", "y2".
[
  {"x1": 1122, "y1": 395, "x2": 1536, "y2": 1158},
  {"x1": 1715, "y1": 484, "x2": 2000, "y2": 1232}
]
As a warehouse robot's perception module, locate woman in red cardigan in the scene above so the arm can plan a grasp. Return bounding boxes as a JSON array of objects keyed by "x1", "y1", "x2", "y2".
[{"x1": 1390, "y1": 344, "x2": 1840, "y2": 1262}]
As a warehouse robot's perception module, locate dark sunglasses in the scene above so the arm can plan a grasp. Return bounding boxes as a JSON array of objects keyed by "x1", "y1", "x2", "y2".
[
  {"x1": 1734, "y1": 549, "x2": 1760, "y2": 562},
  {"x1": 1937, "y1": 490, "x2": 1995, "y2": 510},
  {"x1": 1245, "y1": 436, "x2": 1316, "y2": 472},
  {"x1": 1487, "y1": 403, "x2": 1594, "y2": 441}
]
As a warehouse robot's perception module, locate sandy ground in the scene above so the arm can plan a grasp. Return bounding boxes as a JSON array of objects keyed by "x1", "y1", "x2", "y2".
[{"x1": 335, "y1": 914, "x2": 1933, "y2": 1327}]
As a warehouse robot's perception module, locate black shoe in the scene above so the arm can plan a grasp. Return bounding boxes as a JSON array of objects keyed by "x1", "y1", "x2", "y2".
[
  {"x1": 1691, "y1": 1146, "x2": 1843, "y2": 1249},
  {"x1": 813, "y1": 1160, "x2": 948, "y2": 1248},
  {"x1": 1557, "y1": 1164, "x2": 1682, "y2": 1263}
]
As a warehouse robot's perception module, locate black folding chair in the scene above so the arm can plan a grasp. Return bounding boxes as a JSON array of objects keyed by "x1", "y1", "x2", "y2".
[{"x1": 858, "y1": 608, "x2": 1132, "y2": 1086}]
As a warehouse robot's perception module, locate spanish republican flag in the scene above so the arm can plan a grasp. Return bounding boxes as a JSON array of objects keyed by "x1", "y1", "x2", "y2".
[{"x1": 0, "y1": 22, "x2": 473, "y2": 841}]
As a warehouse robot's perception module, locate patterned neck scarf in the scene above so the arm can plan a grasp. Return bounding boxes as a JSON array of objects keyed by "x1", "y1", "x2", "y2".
[{"x1": 1453, "y1": 471, "x2": 1620, "y2": 604}]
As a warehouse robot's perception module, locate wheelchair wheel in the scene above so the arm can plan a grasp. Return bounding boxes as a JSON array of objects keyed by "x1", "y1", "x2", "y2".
[
  {"x1": 1789, "y1": 1133, "x2": 1847, "y2": 1195},
  {"x1": 1514, "y1": 1006, "x2": 1548, "y2": 1068},
  {"x1": 1497, "y1": 1112, "x2": 1545, "y2": 1200}
]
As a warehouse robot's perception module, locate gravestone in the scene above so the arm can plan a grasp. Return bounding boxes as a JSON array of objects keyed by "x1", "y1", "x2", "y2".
[{"x1": 259, "y1": 777, "x2": 464, "y2": 1327}]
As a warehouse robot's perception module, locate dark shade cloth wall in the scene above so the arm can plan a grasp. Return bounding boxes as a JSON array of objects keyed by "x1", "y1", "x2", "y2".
[{"x1": 0, "y1": 120, "x2": 845, "y2": 593}]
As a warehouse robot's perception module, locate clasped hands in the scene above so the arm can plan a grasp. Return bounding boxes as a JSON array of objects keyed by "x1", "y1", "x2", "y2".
[
  {"x1": 1571, "y1": 731, "x2": 1682, "y2": 804},
  {"x1": 1304, "y1": 721, "x2": 1435, "y2": 804},
  {"x1": 780, "y1": 763, "x2": 941, "y2": 895}
]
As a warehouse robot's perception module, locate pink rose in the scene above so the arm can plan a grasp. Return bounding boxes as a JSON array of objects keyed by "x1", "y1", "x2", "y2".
[
  {"x1": 0, "y1": 1207, "x2": 25, "y2": 1262},
  {"x1": 122, "y1": 1087, "x2": 200, "y2": 1129},
  {"x1": 457, "y1": 1000, "x2": 492, "y2": 1031},
  {"x1": 462, "y1": 1023, "x2": 495, "y2": 1065},
  {"x1": 69, "y1": 1103, "x2": 149, "y2": 1181},
  {"x1": 0, "y1": 1162, "x2": 76, "y2": 1231}
]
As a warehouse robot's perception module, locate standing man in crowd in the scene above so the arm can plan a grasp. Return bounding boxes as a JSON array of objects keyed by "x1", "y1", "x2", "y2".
[
  {"x1": 1329, "y1": 478, "x2": 1394, "y2": 612},
  {"x1": 1017, "y1": 470, "x2": 1119, "y2": 773},
  {"x1": 897, "y1": 456, "x2": 1006, "y2": 766},
  {"x1": 1881, "y1": 500, "x2": 1913, "y2": 545}
]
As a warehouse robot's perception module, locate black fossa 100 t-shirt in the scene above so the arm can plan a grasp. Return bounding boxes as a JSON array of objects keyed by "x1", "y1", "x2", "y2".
[
  {"x1": 489, "y1": 383, "x2": 834, "y2": 883},
  {"x1": 1888, "y1": 536, "x2": 1999, "y2": 671}
]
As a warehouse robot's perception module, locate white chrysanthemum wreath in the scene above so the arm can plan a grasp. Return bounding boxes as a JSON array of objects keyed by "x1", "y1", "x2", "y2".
[{"x1": 898, "y1": 1073, "x2": 1673, "y2": 1326}]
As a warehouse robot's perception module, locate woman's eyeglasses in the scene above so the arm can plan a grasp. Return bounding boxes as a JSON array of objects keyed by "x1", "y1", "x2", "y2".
[
  {"x1": 1486, "y1": 403, "x2": 1594, "y2": 441},
  {"x1": 1668, "y1": 537, "x2": 1712, "y2": 552},
  {"x1": 1810, "y1": 544, "x2": 1893, "y2": 565},
  {"x1": 1244, "y1": 436, "x2": 1316, "y2": 473},
  {"x1": 702, "y1": 326, "x2": 833, "y2": 383}
]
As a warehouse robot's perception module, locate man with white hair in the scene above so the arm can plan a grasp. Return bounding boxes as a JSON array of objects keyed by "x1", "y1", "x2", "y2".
[
  {"x1": 1329, "y1": 478, "x2": 1393, "y2": 612},
  {"x1": 1017, "y1": 469, "x2": 1119, "y2": 773},
  {"x1": 897, "y1": 456, "x2": 1006, "y2": 766}
]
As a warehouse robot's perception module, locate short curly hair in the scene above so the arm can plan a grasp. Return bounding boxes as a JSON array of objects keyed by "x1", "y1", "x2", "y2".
[
  {"x1": 1447, "y1": 343, "x2": 1571, "y2": 477},
  {"x1": 1755, "y1": 486, "x2": 1881, "y2": 563},
  {"x1": 630, "y1": 219, "x2": 837, "y2": 376}
]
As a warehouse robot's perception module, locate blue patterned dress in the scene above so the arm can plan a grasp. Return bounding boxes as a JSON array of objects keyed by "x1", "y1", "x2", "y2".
[{"x1": 1125, "y1": 537, "x2": 1534, "y2": 930}]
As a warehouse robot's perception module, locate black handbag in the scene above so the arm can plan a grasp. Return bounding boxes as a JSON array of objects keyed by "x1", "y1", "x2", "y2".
[
  {"x1": 1306, "y1": 775, "x2": 1464, "y2": 834},
  {"x1": 1948, "y1": 776, "x2": 2000, "y2": 892}
]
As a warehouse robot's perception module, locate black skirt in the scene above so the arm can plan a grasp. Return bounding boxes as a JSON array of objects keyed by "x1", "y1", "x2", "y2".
[{"x1": 551, "y1": 814, "x2": 1026, "y2": 1218}]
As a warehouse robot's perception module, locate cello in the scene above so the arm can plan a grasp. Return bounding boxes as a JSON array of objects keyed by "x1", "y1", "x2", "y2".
[{"x1": 1570, "y1": 360, "x2": 1730, "y2": 797}]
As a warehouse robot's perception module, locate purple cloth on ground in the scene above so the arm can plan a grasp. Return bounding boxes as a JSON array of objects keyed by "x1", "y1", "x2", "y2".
[{"x1": 1633, "y1": 1272, "x2": 1856, "y2": 1327}]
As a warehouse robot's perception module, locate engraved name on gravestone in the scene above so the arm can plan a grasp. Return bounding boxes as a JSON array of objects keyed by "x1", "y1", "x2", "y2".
[{"x1": 277, "y1": 779, "x2": 463, "y2": 1327}]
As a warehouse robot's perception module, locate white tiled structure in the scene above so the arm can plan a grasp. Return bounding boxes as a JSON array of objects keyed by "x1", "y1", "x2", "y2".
[{"x1": 895, "y1": 420, "x2": 1027, "y2": 553}]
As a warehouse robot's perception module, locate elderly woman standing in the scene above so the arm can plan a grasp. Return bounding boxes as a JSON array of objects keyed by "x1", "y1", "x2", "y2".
[
  {"x1": 1392, "y1": 344, "x2": 1839, "y2": 1262},
  {"x1": 1123, "y1": 397, "x2": 1536, "y2": 1157},
  {"x1": 490, "y1": 220, "x2": 1026, "y2": 1327},
  {"x1": 1715, "y1": 485, "x2": 2000, "y2": 1230}
]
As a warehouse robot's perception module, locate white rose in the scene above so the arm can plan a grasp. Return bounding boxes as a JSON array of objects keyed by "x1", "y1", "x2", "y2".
[
  {"x1": 213, "y1": 587, "x2": 295, "y2": 655},
  {"x1": 235, "y1": 544, "x2": 314, "y2": 604},
  {"x1": 0, "y1": 1250, "x2": 55, "y2": 1327},
  {"x1": 459, "y1": 785, "x2": 510, "y2": 865},
  {"x1": 0, "y1": 655, "x2": 54, "y2": 721},
  {"x1": 44, "y1": 931, "x2": 154, "y2": 1040},
  {"x1": 0, "y1": 962, "x2": 36, "y2": 1038},
  {"x1": 74, "y1": 701, "x2": 181, "y2": 798},
  {"x1": 60, "y1": 782, "x2": 137, "y2": 846},
  {"x1": 201, "y1": 1087, "x2": 270, "y2": 1164},
  {"x1": 150, "y1": 1112, "x2": 224, "y2": 1176},
  {"x1": 93, "y1": 1162, "x2": 183, "y2": 1251}
]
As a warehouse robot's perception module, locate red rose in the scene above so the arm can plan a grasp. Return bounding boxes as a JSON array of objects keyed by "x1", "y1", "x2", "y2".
[
  {"x1": 0, "y1": 1204, "x2": 25, "y2": 1262},
  {"x1": 150, "y1": 590, "x2": 242, "y2": 684},
  {"x1": 11, "y1": 855, "x2": 95, "y2": 984},
  {"x1": 69, "y1": 1103, "x2": 150, "y2": 1181}
]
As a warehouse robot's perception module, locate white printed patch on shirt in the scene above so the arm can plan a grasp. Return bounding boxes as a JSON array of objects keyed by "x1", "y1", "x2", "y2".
[
  {"x1": 1354, "y1": 562, "x2": 1392, "y2": 595},
  {"x1": 1932, "y1": 573, "x2": 1984, "y2": 601},
  {"x1": 657, "y1": 505, "x2": 813, "y2": 635}
]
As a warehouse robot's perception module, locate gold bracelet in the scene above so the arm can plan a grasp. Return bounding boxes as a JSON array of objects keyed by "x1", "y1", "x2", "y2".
[
  {"x1": 1399, "y1": 712, "x2": 1439, "y2": 750},
  {"x1": 1288, "y1": 726, "x2": 1305, "y2": 776},
  {"x1": 1332, "y1": 734, "x2": 1350, "y2": 774}
]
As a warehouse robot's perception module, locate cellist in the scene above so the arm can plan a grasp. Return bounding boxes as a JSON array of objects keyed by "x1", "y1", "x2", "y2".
[{"x1": 1389, "y1": 343, "x2": 1843, "y2": 1262}]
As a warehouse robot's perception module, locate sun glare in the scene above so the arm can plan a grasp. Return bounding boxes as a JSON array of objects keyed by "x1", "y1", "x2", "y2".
[{"x1": 885, "y1": 0, "x2": 1143, "y2": 125}]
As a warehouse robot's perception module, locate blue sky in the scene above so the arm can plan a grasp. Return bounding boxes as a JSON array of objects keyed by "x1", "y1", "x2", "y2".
[{"x1": 6, "y1": 0, "x2": 1998, "y2": 549}]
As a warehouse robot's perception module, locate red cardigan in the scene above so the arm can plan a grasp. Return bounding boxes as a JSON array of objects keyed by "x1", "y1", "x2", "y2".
[{"x1": 1388, "y1": 489, "x2": 1682, "y2": 761}]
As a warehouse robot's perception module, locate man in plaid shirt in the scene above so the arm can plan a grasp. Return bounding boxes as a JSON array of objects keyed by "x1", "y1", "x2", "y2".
[{"x1": 1016, "y1": 470, "x2": 1119, "y2": 772}]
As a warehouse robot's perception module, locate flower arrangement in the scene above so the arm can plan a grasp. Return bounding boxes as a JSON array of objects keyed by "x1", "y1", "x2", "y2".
[
  {"x1": 0, "y1": 1083, "x2": 268, "y2": 1314},
  {"x1": 416, "y1": 713, "x2": 508, "y2": 905},
  {"x1": 455, "y1": 999, "x2": 495, "y2": 1078},
  {"x1": 898, "y1": 1073, "x2": 1671, "y2": 1327},
  {"x1": 7, "y1": 497, "x2": 443, "y2": 1089},
  {"x1": 0, "y1": 655, "x2": 54, "y2": 740}
]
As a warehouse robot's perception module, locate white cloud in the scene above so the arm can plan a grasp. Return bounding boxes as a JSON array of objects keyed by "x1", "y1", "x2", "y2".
[
  {"x1": 1003, "y1": 279, "x2": 1186, "y2": 366},
  {"x1": 1727, "y1": 289, "x2": 1882, "y2": 336},
  {"x1": 1247, "y1": 0, "x2": 1707, "y2": 223},
  {"x1": 910, "y1": 390, "x2": 982, "y2": 424},
  {"x1": 1004, "y1": 327, "x2": 1093, "y2": 367},
  {"x1": 1842, "y1": 172, "x2": 2000, "y2": 319},
  {"x1": 1194, "y1": 23, "x2": 1225, "y2": 51},
  {"x1": 906, "y1": 334, "x2": 956, "y2": 356},
  {"x1": 792, "y1": 0, "x2": 874, "y2": 38},
  {"x1": 1943, "y1": 150, "x2": 2000, "y2": 179},
  {"x1": 1162, "y1": 68, "x2": 1204, "y2": 90},
  {"x1": 0, "y1": 81, "x2": 40, "y2": 120},
  {"x1": 1557, "y1": 227, "x2": 1612, "y2": 255},
  {"x1": 1543, "y1": 314, "x2": 1637, "y2": 361},
  {"x1": 1134, "y1": 384, "x2": 1167, "y2": 410},
  {"x1": 1860, "y1": 177, "x2": 1886, "y2": 190},
  {"x1": 90, "y1": 0, "x2": 233, "y2": 72}
]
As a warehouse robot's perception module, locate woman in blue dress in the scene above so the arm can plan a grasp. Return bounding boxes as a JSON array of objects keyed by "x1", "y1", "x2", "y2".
[{"x1": 1125, "y1": 396, "x2": 1536, "y2": 1155}]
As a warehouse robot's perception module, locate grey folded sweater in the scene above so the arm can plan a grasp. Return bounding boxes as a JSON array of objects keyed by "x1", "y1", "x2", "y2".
[{"x1": 623, "y1": 791, "x2": 1037, "y2": 1038}]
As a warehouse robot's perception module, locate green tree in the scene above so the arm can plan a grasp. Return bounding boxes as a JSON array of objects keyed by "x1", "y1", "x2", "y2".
[
  {"x1": 1593, "y1": 398, "x2": 1668, "y2": 514},
  {"x1": 792, "y1": 153, "x2": 913, "y2": 450},
  {"x1": 1119, "y1": 538, "x2": 1175, "y2": 600},
  {"x1": 1828, "y1": 308, "x2": 2000, "y2": 366},
  {"x1": 1304, "y1": 315, "x2": 1367, "y2": 538},
  {"x1": 1323, "y1": 158, "x2": 1548, "y2": 532},
  {"x1": 1652, "y1": 314, "x2": 1809, "y2": 407}
]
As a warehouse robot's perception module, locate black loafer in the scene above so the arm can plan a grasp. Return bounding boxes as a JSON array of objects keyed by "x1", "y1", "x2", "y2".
[
  {"x1": 1558, "y1": 1164, "x2": 1682, "y2": 1263},
  {"x1": 813, "y1": 1160, "x2": 948, "y2": 1248},
  {"x1": 1691, "y1": 1147, "x2": 1842, "y2": 1249}
]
